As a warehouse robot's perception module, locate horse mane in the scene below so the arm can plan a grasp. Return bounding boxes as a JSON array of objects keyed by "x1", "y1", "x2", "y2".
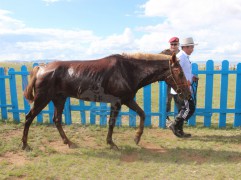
[{"x1": 121, "y1": 52, "x2": 171, "y2": 61}]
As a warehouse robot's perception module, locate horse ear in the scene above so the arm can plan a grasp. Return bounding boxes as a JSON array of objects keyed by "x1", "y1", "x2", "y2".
[{"x1": 170, "y1": 53, "x2": 176, "y2": 65}]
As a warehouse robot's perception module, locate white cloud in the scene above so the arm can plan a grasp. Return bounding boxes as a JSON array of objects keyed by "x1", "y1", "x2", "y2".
[
  {"x1": 0, "y1": 11, "x2": 101, "y2": 60},
  {"x1": 1, "y1": 1, "x2": 241, "y2": 62},
  {"x1": 141, "y1": 0, "x2": 241, "y2": 25},
  {"x1": 87, "y1": 28, "x2": 135, "y2": 56},
  {"x1": 0, "y1": 10, "x2": 135, "y2": 61},
  {"x1": 0, "y1": 27, "x2": 101, "y2": 60},
  {"x1": 139, "y1": 0, "x2": 241, "y2": 61},
  {"x1": 0, "y1": 10, "x2": 25, "y2": 30}
]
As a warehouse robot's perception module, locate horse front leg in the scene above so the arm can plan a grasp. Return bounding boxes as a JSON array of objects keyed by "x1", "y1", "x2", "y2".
[
  {"x1": 53, "y1": 97, "x2": 77, "y2": 149},
  {"x1": 106, "y1": 102, "x2": 121, "y2": 150},
  {"x1": 125, "y1": 100, "x2": 145, "y2": 145}
]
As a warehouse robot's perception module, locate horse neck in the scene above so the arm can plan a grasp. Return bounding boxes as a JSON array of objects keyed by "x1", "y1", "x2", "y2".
[{"x1": 130, "y1": 59, "x2": 169, "y2": 89}]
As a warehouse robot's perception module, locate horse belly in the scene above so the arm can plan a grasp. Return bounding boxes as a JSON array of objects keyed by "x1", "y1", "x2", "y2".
[
  {"x1": 61, "y1": 80, "x2": 119, "y2": 103},
  {"x1": 76, "y1": 86, "x2": 120, "y2": 103}
]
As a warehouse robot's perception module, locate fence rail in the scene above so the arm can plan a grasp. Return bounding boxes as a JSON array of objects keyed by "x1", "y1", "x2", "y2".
[{"x1": 0, "y1": 60, "x2": 241, "y2": 128}]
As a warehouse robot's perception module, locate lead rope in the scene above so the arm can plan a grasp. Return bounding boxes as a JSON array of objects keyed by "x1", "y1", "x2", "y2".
[{"x1": 191, "y1": 80, "x2": 198, "y2": 105}]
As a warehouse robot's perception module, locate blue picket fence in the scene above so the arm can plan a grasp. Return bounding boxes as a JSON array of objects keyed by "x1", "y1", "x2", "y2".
[{"x1": 0, "y1": 60, "x2": 241, "y2": 128}]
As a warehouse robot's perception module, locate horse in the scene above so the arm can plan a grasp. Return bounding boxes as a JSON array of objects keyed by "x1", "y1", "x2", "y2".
[{"x1": 22, "y1": 53, "x2": 191, "y2": 150}]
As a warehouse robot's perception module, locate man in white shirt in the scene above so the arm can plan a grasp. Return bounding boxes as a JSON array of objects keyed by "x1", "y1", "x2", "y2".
[{"x1": 168, "y1": 37, "x2": 199, "y2": 138}]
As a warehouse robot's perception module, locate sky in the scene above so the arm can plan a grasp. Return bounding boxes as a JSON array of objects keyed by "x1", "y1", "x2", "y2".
[{"x1": 0, "y1": 0, "x2": 241, "y2": 62}]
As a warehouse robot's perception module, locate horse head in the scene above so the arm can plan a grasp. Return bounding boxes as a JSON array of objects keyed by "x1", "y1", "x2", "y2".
[{"x1": 165, "y1": 53, "x2": 192, "y2": 100}]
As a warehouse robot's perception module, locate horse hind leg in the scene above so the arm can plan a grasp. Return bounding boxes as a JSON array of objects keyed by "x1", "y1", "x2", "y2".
[
  {"x1": 22, "y1": 96, "x2": 51, "y2": 151},
  {"x1": 52, "y1": 96, "x2": 77, "y2": 149},
  {"x1": 22, "y1": 111, "x2": 35, "y2": 151},
  {"x1": 125, "y1": 100, "x2": 145, "y2": 145},
  {"x1": 106, "y1": 102, "x2": 121, "y2": 150}
]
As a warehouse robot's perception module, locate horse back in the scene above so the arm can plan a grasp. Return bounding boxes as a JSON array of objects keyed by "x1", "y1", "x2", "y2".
[{"x1": 34, "y1": 55, "x2": 135, "y2": 102}]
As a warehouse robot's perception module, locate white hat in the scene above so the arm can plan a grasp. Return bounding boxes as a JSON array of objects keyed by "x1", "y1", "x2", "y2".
[{"x1": 180, "y1": 37, "x2": 198, "y2": 46}]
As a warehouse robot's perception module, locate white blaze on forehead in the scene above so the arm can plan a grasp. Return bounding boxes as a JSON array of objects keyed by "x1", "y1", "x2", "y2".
[{"x1": 68, "y1": 67, "x2": 74, "y2": 77}]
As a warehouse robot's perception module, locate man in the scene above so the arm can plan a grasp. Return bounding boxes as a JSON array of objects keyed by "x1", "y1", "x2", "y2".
[
  {"x1": 161, "y1": 37, "x2": 180, "y2": 56},
  {"x1": 160, "y1": 37, "x2": 180, "y2": 124},
  {"x1": 168, "y1": 37, "x2": 199, "y2": 138}
]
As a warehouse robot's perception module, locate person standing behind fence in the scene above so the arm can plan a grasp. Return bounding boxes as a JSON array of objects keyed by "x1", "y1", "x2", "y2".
[
  {"x1": 168, "y1": 37, "x2": 199, "y2": 138},
  {"x1": 160, "y1": 37, "x2": 180, "y2": 125}
]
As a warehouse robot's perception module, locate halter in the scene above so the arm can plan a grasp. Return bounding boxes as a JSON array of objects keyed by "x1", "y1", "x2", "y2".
[{"x1": 165, "y1": 60, "x2": 189, "y2": 99}]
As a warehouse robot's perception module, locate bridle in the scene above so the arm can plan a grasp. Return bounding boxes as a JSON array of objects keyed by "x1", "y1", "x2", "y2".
[{"x1": 165, "y1": 60, "x2": 190, "y2": 100}]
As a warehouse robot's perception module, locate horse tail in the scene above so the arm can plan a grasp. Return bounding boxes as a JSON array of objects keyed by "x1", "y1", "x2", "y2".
[{"x1": 24, "y1": 66, "x2": 40, "y2": 103}]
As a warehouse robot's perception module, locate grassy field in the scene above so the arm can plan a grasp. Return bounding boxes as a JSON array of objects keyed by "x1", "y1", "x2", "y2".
[
  {"x1": 0, "y1": 120, "x2": 241, "y2": 180},
  {"x1": 0, "y1": 62, "x2": 241, "y2": 179}
]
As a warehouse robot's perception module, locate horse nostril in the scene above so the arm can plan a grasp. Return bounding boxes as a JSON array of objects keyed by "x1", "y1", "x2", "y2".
[{"x1": 178, "y1": 94, "x2": 184, "y2": 100}]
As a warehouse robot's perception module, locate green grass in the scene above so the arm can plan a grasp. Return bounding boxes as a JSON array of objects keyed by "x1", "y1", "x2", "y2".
[{"x1": 0, "y1": 120, "x2": 241, "y2": 179}]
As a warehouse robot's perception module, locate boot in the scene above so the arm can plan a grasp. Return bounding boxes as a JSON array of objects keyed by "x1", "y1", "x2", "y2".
[
  {"x1": 168, "y1": 119, "x2": 183, "y2": 138},
  {"x1": 177, "y1": 120, "x2": 191, "y2": 138}
]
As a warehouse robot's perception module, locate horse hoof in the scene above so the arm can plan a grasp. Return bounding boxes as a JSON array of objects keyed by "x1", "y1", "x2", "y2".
[
  {"x1": 68, "y1": 142, "x2": 78, "y2": 149},
  {"x1": 107, "y1": 141, "x2": 119, "y2": 150},
  {"x1": 22, "y1": 144, "x2": 32, "y2": 151},
  {"x1": 110, "y1": 144, "x2": 119, "y2": 150},
  {"x1": 134, "y1": 136, "x2": 140, "y2": 145}
]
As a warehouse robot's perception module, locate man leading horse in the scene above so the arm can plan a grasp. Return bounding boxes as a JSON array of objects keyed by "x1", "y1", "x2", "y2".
[{"x1": 167, "y1": 37, "x2": 199, "y2": 138}]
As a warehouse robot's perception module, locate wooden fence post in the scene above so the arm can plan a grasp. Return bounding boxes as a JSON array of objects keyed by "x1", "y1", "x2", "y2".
[
  {"x1": 144, "y1": 84, "x2": 151, "y2": 126},
  {"x1": 129, "y1": 97, "x2": 136, "y2": 127},
  {"x1": 21, "y1": 65, "x2": 31, "y2": 115},
  {"x1": 204, "y1": 60, "x2": 214, "y2": 127},
  {"x1": 0, "y1": 67, "x2": 8, "y2": 120},
  {"x1": 159, "y1": 81, "x2": 167, "y2": 128},
  {"x1": 100, "y1": 102, "x2": 107, "y2": 126},
  {"x1": 64, "y1": 97, "x2": 72, "y2": 125},
  {"x1": 219, "y1": 60, "x2": 229, "y2": 127},
  {"x1": 48, "y1": 101, "x2": 54, "y2": 124},
  {"x1": 8, "y1": 68, "x2": 20, "y2": 122},
  {"x1": 189, "y1": 63, "x2": 199, "y2": 126},
  {"x1": 234, "y1": 63, "x2": 241, "y2": 127},
  {"x1": 90, "y1": 102, "x2": 96, "y2": 125},
  {"x1": 79, "y1": 100, "x2": 86, "y2": 125},
  {"x1": 116, "y1": 107, "x2": 122, "y2": 127}
]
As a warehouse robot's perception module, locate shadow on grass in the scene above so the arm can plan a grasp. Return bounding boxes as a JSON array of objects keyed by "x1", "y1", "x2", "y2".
[
  {"x1": 190, "y1": 134, "x2": 241, "y2": 144},
  {"x1": 78, "y1": 144, "x2": 241, "y2": 165}
]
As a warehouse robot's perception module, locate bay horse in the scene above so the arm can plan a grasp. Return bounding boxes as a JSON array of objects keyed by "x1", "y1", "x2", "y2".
[{"x1": 22, "y1": 53, "x2": 191, "y2": 150}]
